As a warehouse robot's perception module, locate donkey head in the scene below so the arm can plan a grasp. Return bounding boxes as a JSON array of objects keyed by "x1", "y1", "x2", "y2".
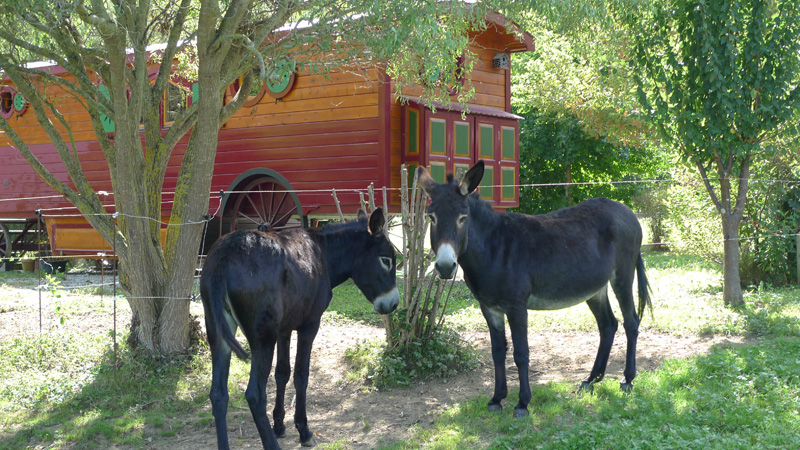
[
  {"x1": 349, "y1": 208, "x2": 400, "y2": 315},
  {"x1": 417, "y1": 161, "x2": 484, "y2": 279}
]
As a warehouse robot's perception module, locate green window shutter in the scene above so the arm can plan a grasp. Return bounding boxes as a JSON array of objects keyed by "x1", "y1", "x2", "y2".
[
  {"x1": 502, "y1": 127, "x2": 515, "y2": 160},
  {"x1": 479, "y1": 124, "x2": 494, "y2": 159},
  {"x1": 98, "y1": 84, "x2": 115, "y2": 133},
  {"x1": 192, "y1": 83, "x2": 199, "y2": 104},
  {"x1": 480, "y1": 166, "x2": 494, "y2": 200},
  {"x1": 501, "y1": 167, "x2": 515, "y2": 200},
  {"x1": 430, "y1": 119, "x2": 446, "y2": 155},
  {"x1": 455, "y1": 122, "x2": 470, "y2": 156},
  {"x1": 407, "y1": 109, "x2": 418, "y2": 155},
  {"x1": 431, "y1": 163, "x2": 446, "y2": 184}
]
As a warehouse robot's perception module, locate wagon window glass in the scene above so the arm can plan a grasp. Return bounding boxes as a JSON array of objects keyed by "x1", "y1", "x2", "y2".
[
  {"x1": 455, "y1": 122, "x2": 470, "y2": 157},
  {"x1": 0, "y1": 89, "x2": 13, "y2": 119},
  {"x1": 501, "y1": 167, "x2": 515, "y2": 201},
  {"x1": 479, "y1": 165, "x2": 494, "y2": 200},
  {"x1": 501, "y1": 127, "x2": 515, "y2": 160},
  {"x1": 406, "y1": 108, "x2": 419, "y2": 155},
  {"x1": 430, "y1": 119, "x2": 446, "y2": 155},
  {"x1": 479, "y1": 124, "x2": 494, "y2": 159},
  {"x1": 164, "y1": 82, "x2": 187, "y2": 126}
]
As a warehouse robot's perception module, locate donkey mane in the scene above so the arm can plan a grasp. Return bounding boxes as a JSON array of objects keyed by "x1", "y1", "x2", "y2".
[{"x1": 319, "y1": 217, "x2": 367, "y2": 235}]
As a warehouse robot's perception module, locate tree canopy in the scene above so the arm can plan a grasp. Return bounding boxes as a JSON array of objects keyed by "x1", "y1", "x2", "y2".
[{"x1": 0, "y1": 0, "x2": 524, "y2": 355}]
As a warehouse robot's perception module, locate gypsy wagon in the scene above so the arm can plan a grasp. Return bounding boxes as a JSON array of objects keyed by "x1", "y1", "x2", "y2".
[{"x1": 0, "y1": 13, "x2": 533, "y2": 264}]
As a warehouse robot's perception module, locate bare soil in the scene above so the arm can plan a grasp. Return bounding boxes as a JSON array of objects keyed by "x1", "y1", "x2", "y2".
[{"x1": 0, "y1": 274, "x2": 744, "y2": 449}]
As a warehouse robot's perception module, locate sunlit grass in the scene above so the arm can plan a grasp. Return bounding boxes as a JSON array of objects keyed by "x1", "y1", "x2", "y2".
[
  {"x1": 386, "y1": 337, "x2": 800, "y2": 449},
  {"x1": 1, "y1": 251, "x2": 800, "y2": 449}
]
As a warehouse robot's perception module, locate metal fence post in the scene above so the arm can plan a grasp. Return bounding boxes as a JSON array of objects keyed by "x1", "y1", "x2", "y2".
[{"x1": 796, "y1": 234, "x2": 799, "y2": 285}]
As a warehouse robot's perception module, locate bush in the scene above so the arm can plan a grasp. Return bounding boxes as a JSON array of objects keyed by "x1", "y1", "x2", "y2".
[
  {"x1": 741, "y1": 150, "x2": 800, "y2": 286},
  {"x1": 344, "y1": 315, "x2": 480, "y2": 389},
  {"x1": 663, "y1": 164, "x2": 723, "y2": 263}
]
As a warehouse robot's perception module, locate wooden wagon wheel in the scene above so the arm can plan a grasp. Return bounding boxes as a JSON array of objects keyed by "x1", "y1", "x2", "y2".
[{"x1": 230, "y1": 176, "x2": 303, "y2": 232}]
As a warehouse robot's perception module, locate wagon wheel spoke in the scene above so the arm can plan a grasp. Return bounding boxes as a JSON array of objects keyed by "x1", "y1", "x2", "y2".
[
  {"x1": 230, "y1": 176, "x2": 303, "y2": 233},
  {"x1": 237, "y1": 209, "x2": 262, "y2": 225},
  {"x1": 270, "y1": 191, "x2": 290, "y2": 225},
  {"x1": 262, "y1": 181, "x2": 278, "y2": 225},
  {"x1": 244, "y1": 192, "x2": 267, "y2": 224},
  {"x1": 272, "y1": 207, "x2": 297, "y2": 229}
]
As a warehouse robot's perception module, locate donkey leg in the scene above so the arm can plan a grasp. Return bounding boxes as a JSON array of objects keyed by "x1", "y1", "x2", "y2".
[
  {"x1": 506, "y1": 306, "x2": 531, "y2": 418},
  {"x1": 245, "y1": 342, "x2": 280, "y2": 450},
  {"x1": 272, "y1": 333, "x2": 292, "y2": 438},
  {"x1": 582, "y1": 290, "x2": 619, "y2": 392},
  {"x1": 293, "y1": 320, "x2": 321, "y2": 447},
  {"x1": 209, "y1": 344, "x2": 233, "y2": 450},
  {"x1": 480, "y1": 305, "x2": 508, "y2": 412},
  {"x1": 612, "y1": 277, "x2": 640, "y2": 392}
]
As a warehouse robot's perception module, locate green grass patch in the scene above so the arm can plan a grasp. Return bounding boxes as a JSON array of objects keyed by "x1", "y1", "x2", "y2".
[
  {"x1": 385, "y1": 336, "x2": 800, "y2": 449},
  {"x1": 2, "y1": 251, "x2": 799, "y2": 449}
]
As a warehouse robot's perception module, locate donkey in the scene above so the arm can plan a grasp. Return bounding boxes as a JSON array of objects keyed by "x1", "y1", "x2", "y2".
[
  {"x1": 418, "y1": 161, "x2": 651, "y2": 418},
  {"x1": 200, "y1": 209, "x2": 399, "y2": 449}
]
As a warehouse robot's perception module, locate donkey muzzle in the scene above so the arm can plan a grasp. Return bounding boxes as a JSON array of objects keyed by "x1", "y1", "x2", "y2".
[
  {"x1": 374, "y1": 288, "x2": 400, "y2": 315},
  {"x1": 434, "y1": 243, "x2": 458, "y2": 279}
]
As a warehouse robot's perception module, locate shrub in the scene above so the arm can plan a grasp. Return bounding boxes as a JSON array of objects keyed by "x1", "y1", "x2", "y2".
[{"x1": 344, "y1": 315, "x2": 480, "y2": 389}]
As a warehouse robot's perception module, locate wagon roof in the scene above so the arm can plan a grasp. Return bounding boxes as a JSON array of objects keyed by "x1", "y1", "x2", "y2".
[{"x1": 402, "y1": 96, "x2": 524, "y2": 121}]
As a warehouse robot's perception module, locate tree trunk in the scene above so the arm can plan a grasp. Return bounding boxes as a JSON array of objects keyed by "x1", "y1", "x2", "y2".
[
  {"x1": 120, "y1": 233, "x2": 194, "y2": 356},
  {"x1": 721, "y1": 214, "x2": 744, "y2": 308}
]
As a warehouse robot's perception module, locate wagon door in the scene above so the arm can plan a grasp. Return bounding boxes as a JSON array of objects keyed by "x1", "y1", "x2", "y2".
[
  {"x1": 401, "y1": 99, "x2": 520, "y2": 210},
  {"x1": 424, "y1": 109, "x2": 475, "y2": 184},
  {"x1": 475, "y1": 116, "x2": 519, "y2": 208}
]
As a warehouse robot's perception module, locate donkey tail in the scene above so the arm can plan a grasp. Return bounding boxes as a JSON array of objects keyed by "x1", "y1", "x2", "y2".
[
  {"x1": 202, "y1": 277, "x2": 249, "y2": 361},
  {"x1": 636, "y1": 253, "x2": 654, "y2": 321}
]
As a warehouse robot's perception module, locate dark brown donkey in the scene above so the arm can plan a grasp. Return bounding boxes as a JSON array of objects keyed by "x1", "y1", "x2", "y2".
[
  {"x1": 200, "y1": 209, "x2": 399, "y2": 449},
  {"x1": 418, "y1": 161, "x2": 651, "y2": 418}
]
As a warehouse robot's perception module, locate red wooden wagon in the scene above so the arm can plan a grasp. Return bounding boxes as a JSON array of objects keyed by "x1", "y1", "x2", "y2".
[{"x1": 0, "y1": 14, "x2": 533, "y2": 266}]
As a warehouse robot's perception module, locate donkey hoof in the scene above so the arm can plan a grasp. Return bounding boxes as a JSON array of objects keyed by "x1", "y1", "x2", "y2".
[
  {"x1": 273, "y1": 421, "x2": 286, "y2": 438},
  {"x1": 620, "y1": 380, "x2": 634, "y2": 393},
  {"x1": 513, "y1": 407, "x2": 529, "y2": 418},
  {"x1": 487, "y1": 402, "x2": 503, "y2": 413},
  {"x1": 577, "y1": 380, "x2": 595, "y2": 394},
  {"x1": 300, "y1": 436, "x2": 318, "y2": 447}
]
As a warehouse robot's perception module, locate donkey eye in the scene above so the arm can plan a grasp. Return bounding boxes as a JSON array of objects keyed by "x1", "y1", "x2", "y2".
[
  {"x1": 380, "y1": 256, "x2": 393, "y2": 272},
  {"x1": 457, "y1": 214, "x2": 468, "y2": 227},
  {"x1": 428, "y1": 213, "x2": 437, "y2": 226}
]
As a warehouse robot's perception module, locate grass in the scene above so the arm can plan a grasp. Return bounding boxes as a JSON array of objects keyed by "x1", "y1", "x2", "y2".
[
  {"x1": 1, "y1": 251, "x2": 799, "y2": 449},
  {"x1": 383, "y1": 337, "x2": 800, "y2": 449}
]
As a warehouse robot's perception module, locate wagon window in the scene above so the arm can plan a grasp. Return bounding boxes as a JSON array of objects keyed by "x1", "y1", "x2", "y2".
[
  {"x1": 406, "y1": 108, "x2": 419, "y2": 155},
  {"x1": 455, "y1": 122, "x2": 470, "y2": 157},
  {"x1": 430, "y1": 119, "x2": 446, "y2": 155},
  {"x1": 501, "y1": 167, "x2": 515, "y2": 201},
  {"x1": 164, "y1": 82, "x2": 187, "y2": 126},
  {"x1": 501, "y1": 126, "x2": 515, "y2": 160},
  {"x1": 479, "y1": 124, "x2": 494, "y2": 159},
  {"x1": 479, "y1": 165, "x2": 494, "y2": 201},
  {"x1": 0, "y1": 89, "x2": 13, "y2": 119}
]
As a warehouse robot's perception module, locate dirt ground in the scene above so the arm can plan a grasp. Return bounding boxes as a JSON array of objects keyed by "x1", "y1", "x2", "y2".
[{"x1": 0, "y1": 274, "x2": 745, "y2": 449}]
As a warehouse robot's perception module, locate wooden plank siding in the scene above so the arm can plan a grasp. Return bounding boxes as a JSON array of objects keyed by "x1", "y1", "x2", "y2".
[{"x1": 0, "y1": 14, "x2": 532, "y2": 255}]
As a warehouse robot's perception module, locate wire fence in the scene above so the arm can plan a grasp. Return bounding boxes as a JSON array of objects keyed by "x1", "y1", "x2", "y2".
[{"x1": 2, "y1": 176, "x2": 798, "y2": 379}]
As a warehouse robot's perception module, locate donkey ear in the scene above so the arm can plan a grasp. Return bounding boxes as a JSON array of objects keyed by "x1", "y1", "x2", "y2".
[
  {"x1": 357, "y1": 209, "x2": 368, "y2": 221},
  {"x1": 368, "y1": 208, "x2": 385, "y2": 235},
  {"x1": 458, "y1": 160, "x2": 484, "y2": 196},
  {"x1": 416, "y1": 166, "x2": 437, "y2": 195}
]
